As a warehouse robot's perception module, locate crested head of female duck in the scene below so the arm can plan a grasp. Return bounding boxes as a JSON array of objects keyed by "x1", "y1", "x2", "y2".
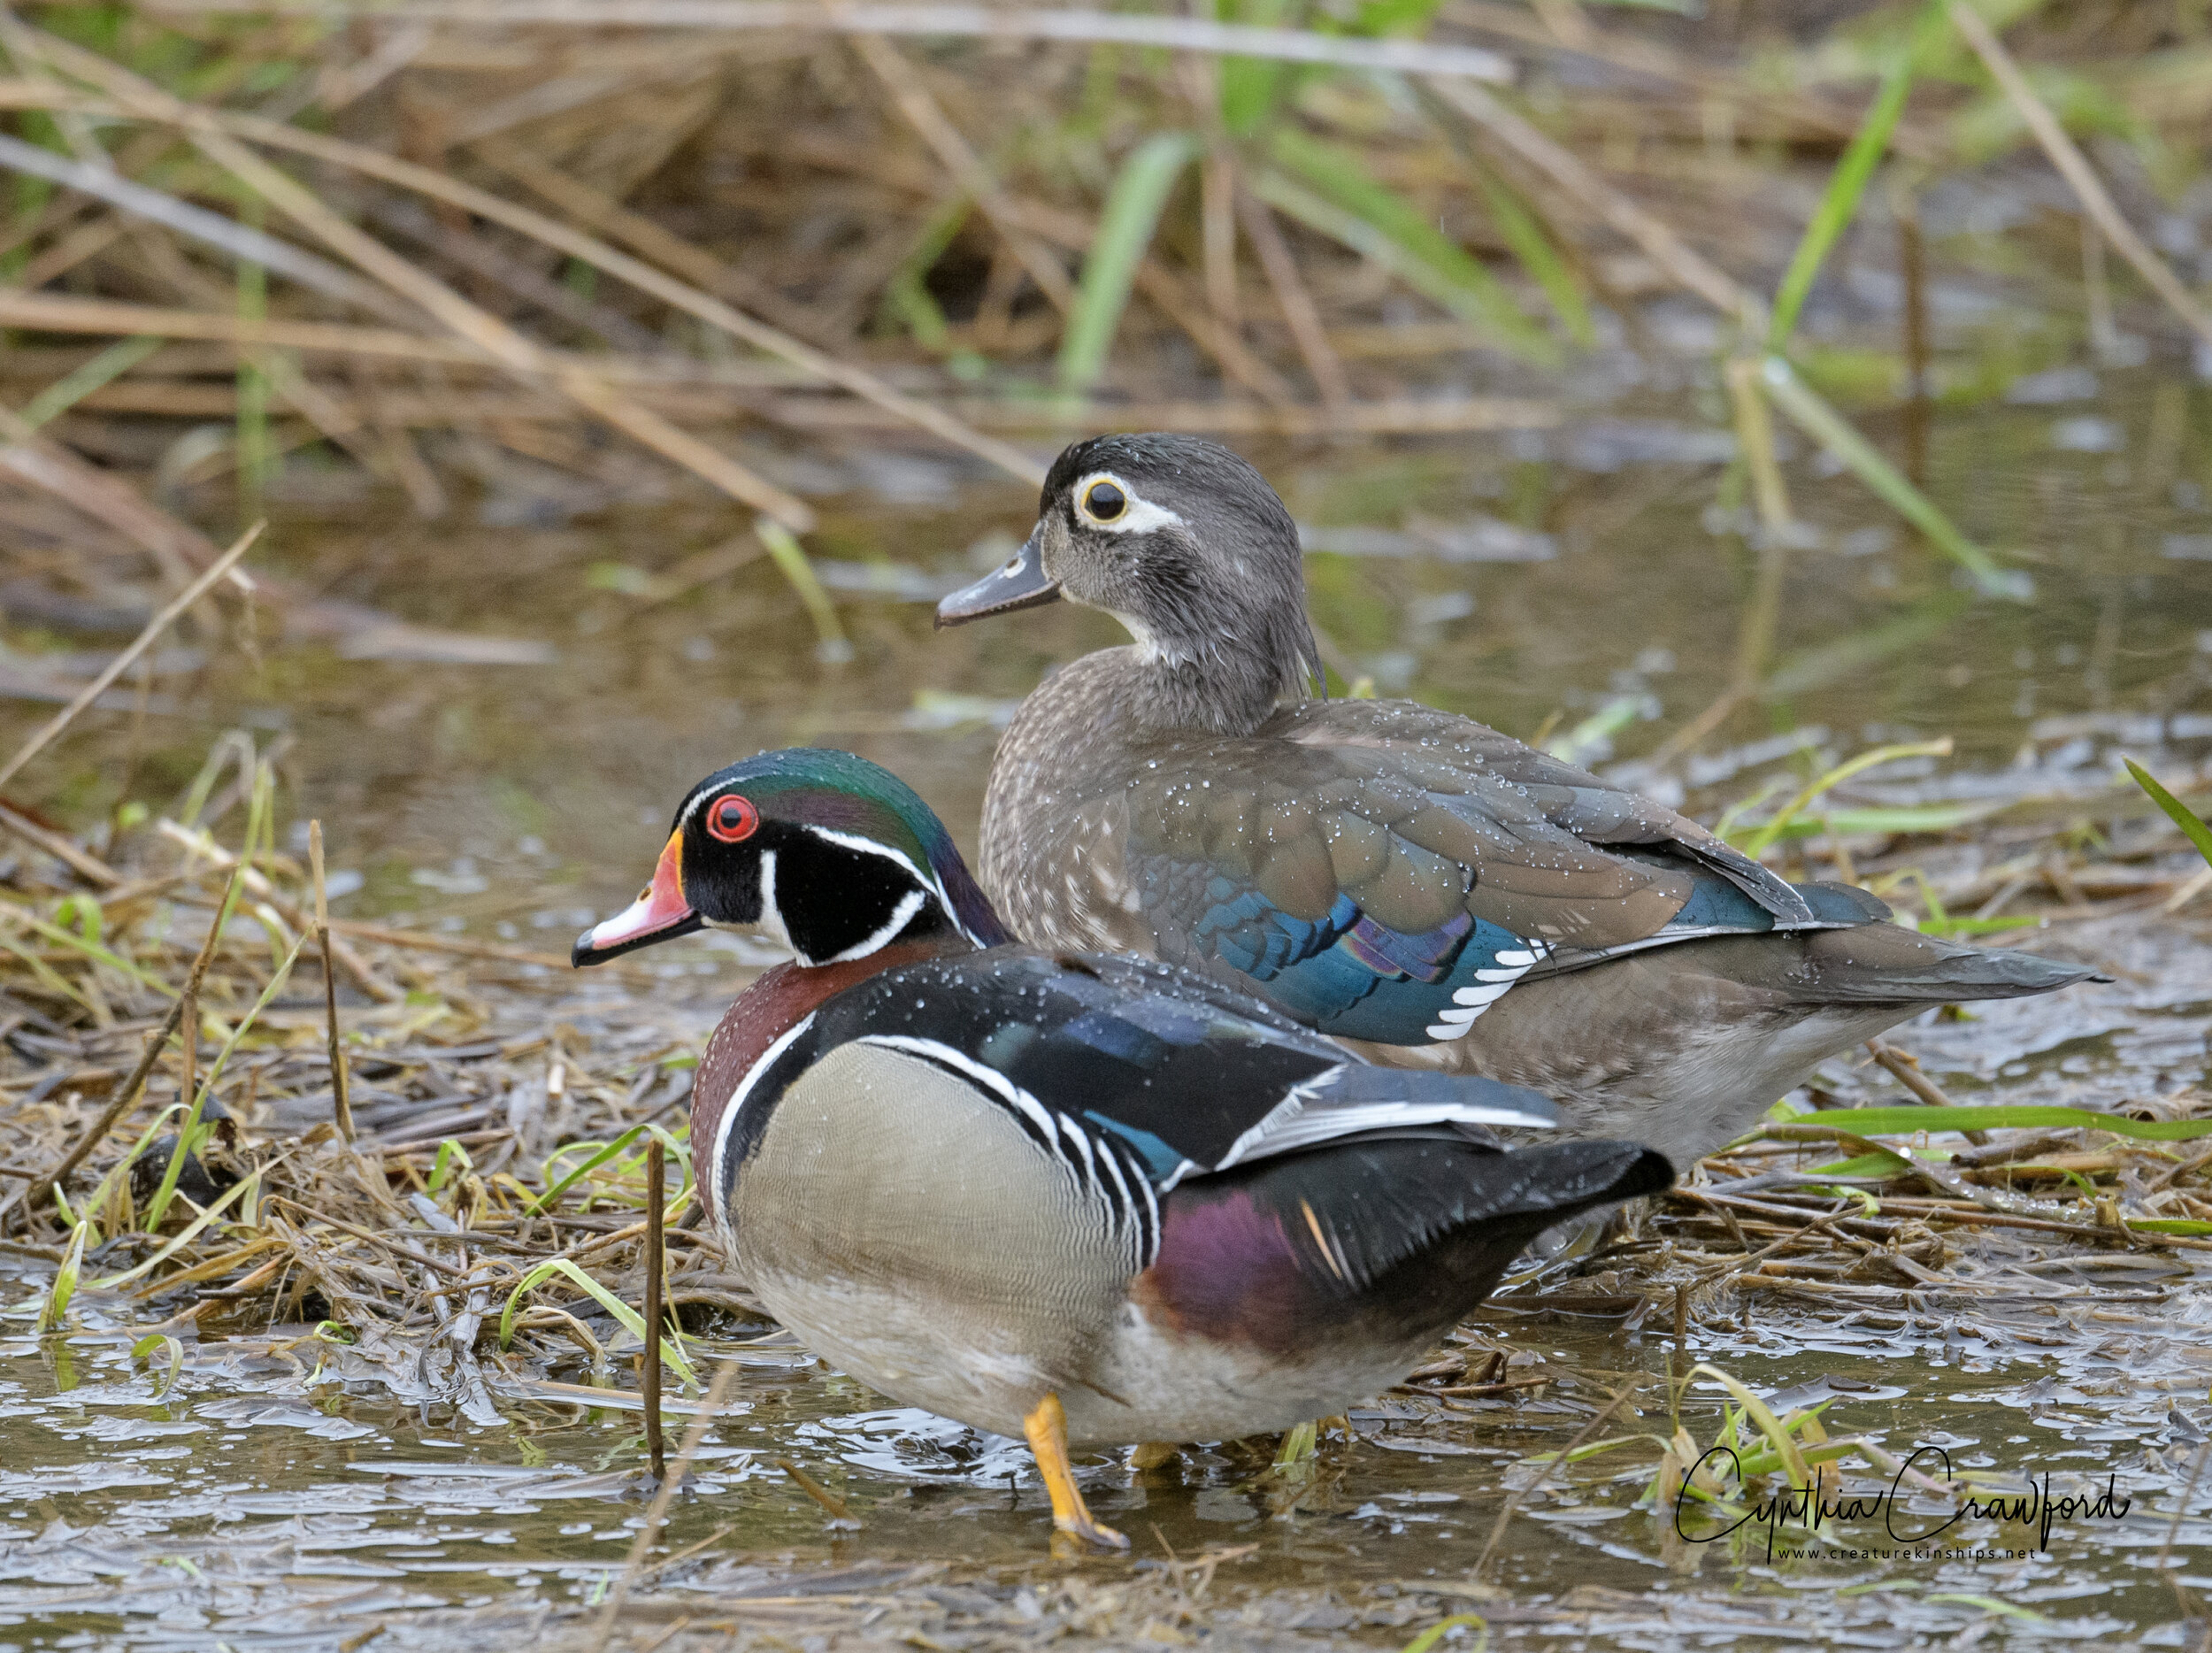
[
  {"x1": 938, "y1": 434, "x2": 1320, "y2": 738},
  {"x1": 572, "y1": 747, "x2": 1007, "y2": 970}
]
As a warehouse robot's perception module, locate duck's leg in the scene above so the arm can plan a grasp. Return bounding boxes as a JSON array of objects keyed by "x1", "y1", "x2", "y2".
[{"x1": 1022, "y1": 1393, "x2": 1129, "y2": 1551}]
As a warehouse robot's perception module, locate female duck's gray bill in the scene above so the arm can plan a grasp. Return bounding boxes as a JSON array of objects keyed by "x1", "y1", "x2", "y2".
[{"x1": 935, "y1": 529, "x2": 1062, "y2": 627}]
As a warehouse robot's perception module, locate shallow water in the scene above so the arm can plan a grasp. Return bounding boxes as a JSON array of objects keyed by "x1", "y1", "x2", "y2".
[
  {"x1": 4, "y1": 357, "x2": 2212, "y2": 1645},
  {"x1": 7, "y1": 1273, "x2": 2212, "y2": 1647}
]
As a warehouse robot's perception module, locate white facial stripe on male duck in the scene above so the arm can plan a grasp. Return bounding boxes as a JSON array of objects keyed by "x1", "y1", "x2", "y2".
[
  {"x1": 577, "y1": 745, "x2": 1674, "y2": 1547},
  {"x1": 936, "y1": 433, "x2": 2107, "y2": 1171}
]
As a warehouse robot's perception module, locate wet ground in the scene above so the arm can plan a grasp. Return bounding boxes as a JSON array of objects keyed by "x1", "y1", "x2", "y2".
[
  {"x1": 4, "y1": 343, "x2": 2212, "y2": 1645},
  {"x1": 8, "y1": 1169, "x2": 2212, "y2": 1649}
]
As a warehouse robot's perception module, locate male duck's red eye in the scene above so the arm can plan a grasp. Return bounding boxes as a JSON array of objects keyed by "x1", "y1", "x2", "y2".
[{"x1": 706, "y1": 795, "x2": 758, "y2": 843}]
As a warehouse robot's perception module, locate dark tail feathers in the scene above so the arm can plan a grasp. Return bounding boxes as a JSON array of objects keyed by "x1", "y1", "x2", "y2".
[
  {"x1": 1803, "y1": 922, "x2": 2108, "y2": 1004},
  {"x1": 1256, "y1": 1136, "x2": 1671, "y2": 1294}
]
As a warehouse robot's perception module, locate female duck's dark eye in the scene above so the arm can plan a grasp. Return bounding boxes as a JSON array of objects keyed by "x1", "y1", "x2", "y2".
[
  {"x1": 706, "y1": 795, "x2": 758, "y2": 843},
  {"x1": 1083, "y1": 480, "x2": 1126, "y2": 522}
]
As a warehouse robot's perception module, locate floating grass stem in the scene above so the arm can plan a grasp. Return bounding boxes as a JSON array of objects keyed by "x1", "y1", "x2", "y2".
[
  {"x1": 1399, "y1": 1613, "x2": 1489, "y2": 1653},
  {"x1": 643, "y1": 1134, "x2": 666, "y2": 1481},
  {"x1": 1755, "y1": 358, "x2": 2026, "y2": 600},
  {"x1": 776, "y1": 1457, "x2": 856, "y2": 1522},
  {"x1": 308, "y1": 819, "x2": 351, "y2": 1142}
]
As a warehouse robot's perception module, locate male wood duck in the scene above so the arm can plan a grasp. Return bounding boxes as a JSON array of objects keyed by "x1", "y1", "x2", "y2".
[
  {"x1": 934, "y1": 434, "x2": 2102, "y2": 1172},
  {"x1": 573, "y1": 748, "x2": 1670, "y2": 1549}
]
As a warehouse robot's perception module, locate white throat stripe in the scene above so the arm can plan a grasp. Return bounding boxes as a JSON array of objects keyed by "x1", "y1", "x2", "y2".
[{"x1": 706, "y1": 1011, "x2": 817, "y2": 1251}]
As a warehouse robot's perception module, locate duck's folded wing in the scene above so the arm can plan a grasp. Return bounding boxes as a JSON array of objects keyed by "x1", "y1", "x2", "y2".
[
  {"x1": 1103, "y1": 710, "x2": 1858, "y2": 1044},
  {"x1": 801, "y1": 950, "x2": 1558, "y2": 1192},
  {"x1": 1108, "y1": 736, "x2": 1682, "y2": 1042},
  {"x1": 1269, "y1": 698, "x2": 1815, "y2": 923}
]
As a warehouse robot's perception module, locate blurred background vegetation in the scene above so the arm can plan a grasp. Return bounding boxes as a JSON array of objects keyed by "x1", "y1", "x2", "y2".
[{"x1": 0, "y1": 0, "x2": 2207, "y2": 919}]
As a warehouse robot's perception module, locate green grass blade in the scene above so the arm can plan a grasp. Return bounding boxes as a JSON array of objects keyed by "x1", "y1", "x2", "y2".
[
  {"x1": 1399, "y1": 1615, "x2": 1488, "y2": 1653},
  {"x1": 1273, "y1": 1419, "x2": 1317, "y2": 1472},
  {"x1": 132, "y1": 1332, "x2": 185, "y2": 1399},
  {"x1": 1354, "y1": 0, "x2": 1449, "y2": 35},
  {"x1": 1544, "y1": 692, "x2": 1644, "y2": 764},
  {"x1": 497, "y1": 1257, "x2": 697, "y2": 1387},
  {"x1": 1262, "y1": 130, "x2": 1555, "y2": 363},
  {"x1": 36, "y1": 1220, "x2": 88, "y2": 1334},
  {"x1": 1919, "y1": 913, "x2": 2045, "y2": 937},
  {"x1": 1807, "y1": 1150, "x2": 1920, "y2": 1179},
  {"x1": 0, "y1": 908, "x2": 176, "y2": 997},
  {"x1": 87, "y1": 1169, "x2": 262, "y2": 1292},
  {"x1": 1736, "y1": 738, "x2": 1952, "y2": 858},
  {"x1": 531, "y1": 1126, "x2": 648, "y2": 1215},
  {"x1": 1057, "y1": 131, "x2": 1200, "y2": 394},
  {"x1": 1924, "y1": 1595, "x2": 2047, "y2": 1623},
  {"x1": 1476, "y1": 167, "x2": 1594, "y2": 346},
  {"x1": 529, "y1": 1123, "x2": 692, "y2": 1215},
  {"x1": 146, "y1": 932, "x2": 305, "y2": 1230},
  {"x1": 18, "y1": 334, "x2": 164, "y2": 432},
  {"x1": 427, "y1": 1138, "x2": 474, "y2": 1194},
  {"x1": 73, "y1": 1103, "x2": 184, "y2": 1242},
  {"x1": 1770, "y1": 1105, "x2": 2212, "y2": 1142},
  {"x1": 1755, "y1": 356, "x2": 2028, "y2": 599},
  {"x1": 0, "y1": 931, "x2": 84, "y2": 1009},
  {"x1": 1692, "y1": 1364, "x2": 1810, "y2": 1488},
  {"x1": 2124, "y1": 758, "x2": 2212, "y2": 868},
  {"x1": 755, "y1": 522, "x2": 851, "y2": 665},
  {"x1": 1516, "y1": 1434, "x2": 1652, "y2": 1467},
  {"x1": 880, "y1": 195, "x2": 972, "y2": 352},
  {"x1": 1766, "y1": 3, "x2": 1947, "y2": 351},
  {"x1": 1768, "y1": 64, "x2": 1912, "y2": 351},
  {"x1": 1218, "y1": 0, "x2": 1300, "y2": 137},
  {"x1": 1746, "y1": 803, "x2": 2000, "y2": 844}
]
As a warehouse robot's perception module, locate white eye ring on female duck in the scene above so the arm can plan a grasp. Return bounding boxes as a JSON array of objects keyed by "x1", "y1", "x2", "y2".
[{"x1": 1072, "y1": 472, "x2": 1187, "y2": 535}]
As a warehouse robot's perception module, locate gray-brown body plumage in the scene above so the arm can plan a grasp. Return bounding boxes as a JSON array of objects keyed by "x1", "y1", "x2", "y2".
[{"x1": 941, "y1": 435, "x2": 2101, "y2": 1170}]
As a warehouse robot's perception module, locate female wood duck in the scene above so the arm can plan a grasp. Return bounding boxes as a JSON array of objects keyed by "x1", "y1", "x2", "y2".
[
  {"x1": 935, "y1": 434, "x2": 2101, "y2": 1172},
  {"x1": 573, "y1": 748, "x2": 1670, "y2": 1549}
]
